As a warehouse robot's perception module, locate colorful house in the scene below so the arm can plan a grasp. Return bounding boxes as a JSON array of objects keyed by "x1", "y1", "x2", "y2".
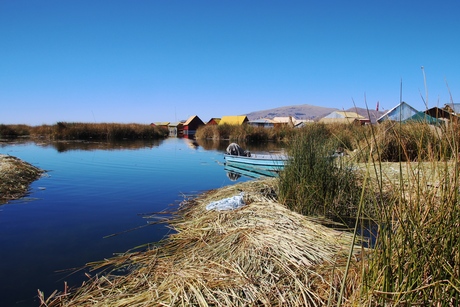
[
  {"x1": 219, "y1": 115, "x2": 249, "y2": 125},
  {"x1": 206, "y1": 118, "x2": 221, "y2": 125},
  {"x1": 425, "y1": 106, "x2": 459, "y2": 124},
  {"x1": 183, "y1": 115, "x2": 205, "y2": 136}
]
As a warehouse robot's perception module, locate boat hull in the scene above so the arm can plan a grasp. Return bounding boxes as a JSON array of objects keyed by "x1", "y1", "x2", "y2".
[
  {"x1": 224, "y1": 163, "x2": 280, "y2": 179},
  {"x1": 224, "y1": 154, "x2": 287, "y2": 169}
]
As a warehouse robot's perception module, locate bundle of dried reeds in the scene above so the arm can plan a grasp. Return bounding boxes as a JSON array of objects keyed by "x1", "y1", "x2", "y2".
[
  {"x1": 0, "y1": 154, "x2": 43, "y2": 203},
  {"x1": 40, "y1": 179, "x2": 363, "y2": 307}
]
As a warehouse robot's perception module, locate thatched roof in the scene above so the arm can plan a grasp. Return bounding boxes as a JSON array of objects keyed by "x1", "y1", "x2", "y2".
[{"x1": 219, "y1": 115, "x2": 249, "y2": 125}]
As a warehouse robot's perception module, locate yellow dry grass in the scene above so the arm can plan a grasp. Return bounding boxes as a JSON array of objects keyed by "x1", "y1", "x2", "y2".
[
  {"x1": 41, "y1": 179, "x2": 364, "y2": 307},
  {"x1": 0, "y1": 154, "x2": 43, "y2": 204}
]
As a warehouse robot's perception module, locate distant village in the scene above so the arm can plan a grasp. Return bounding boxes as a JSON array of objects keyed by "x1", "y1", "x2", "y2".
[{"x1": 151, "y1": 101, "x2": 459, "y2": 137}]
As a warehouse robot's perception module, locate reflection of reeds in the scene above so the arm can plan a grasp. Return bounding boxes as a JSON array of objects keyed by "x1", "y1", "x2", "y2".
[{"x1": 40, "y1": 179, "x2": 363, "y2": 306}]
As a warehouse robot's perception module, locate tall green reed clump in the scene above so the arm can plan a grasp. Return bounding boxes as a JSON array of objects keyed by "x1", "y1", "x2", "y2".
[
  {"x1": 374, "y1": 121, "x2": 447, "y2": 161},
  {"x1": 361, "y1": 120, "x2": 460, "y2": 305},
  {"x1": 195, "y1": 124, "x2": 295, "y2": 142},
  {"x1": 278, "y1": 123, "x2": 362, "y2": 217}
]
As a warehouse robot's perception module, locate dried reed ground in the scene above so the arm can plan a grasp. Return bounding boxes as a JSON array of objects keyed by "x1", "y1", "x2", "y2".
[
  {"x1": 41, "y1": 179, "x2": 363, "y2": 307},
  {"x1": 0, "y1": 154, "x2": 43, "y2": 204}
]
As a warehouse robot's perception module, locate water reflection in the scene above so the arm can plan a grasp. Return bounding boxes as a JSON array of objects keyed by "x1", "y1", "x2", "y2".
[
  {"x1": 224, "y1": 163, "x2": 280, "y2": 180},
  {"x1": 45, "y1": 139, "x2": 163, "y2": 152},
  {"x1": 1, "y1": 138, "x2": 256, "y2": 306}
]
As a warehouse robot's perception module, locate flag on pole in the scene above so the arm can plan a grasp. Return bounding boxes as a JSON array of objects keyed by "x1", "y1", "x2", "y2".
[{"x1": 376, "y1": 101, "x2": 379, "y2": 111}]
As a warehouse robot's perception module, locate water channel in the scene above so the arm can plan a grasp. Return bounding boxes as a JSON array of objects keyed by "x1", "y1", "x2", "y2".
[{"x1": 0, "y1": 138, "x2": 284, "y2": 306}]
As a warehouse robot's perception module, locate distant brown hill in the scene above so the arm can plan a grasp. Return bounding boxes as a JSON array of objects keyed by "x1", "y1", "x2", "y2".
[
  {"x1": 245, "y1": 104, "x2": 385, "y2": 123},
  {"x1": 245, "y1": 104, "x2": 338, "y2": 121}
]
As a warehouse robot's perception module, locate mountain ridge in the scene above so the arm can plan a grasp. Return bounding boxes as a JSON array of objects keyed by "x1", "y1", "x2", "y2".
[{"x1": 245, "y1": 104, "x2": 385, "y2": 123}]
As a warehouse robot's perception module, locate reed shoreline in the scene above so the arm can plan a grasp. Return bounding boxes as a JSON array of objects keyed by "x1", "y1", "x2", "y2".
[
  {"x1": 40, "y1": 178, "x2": 364, "y2": 306},
  {"x1": 0, "y1": 154, "x2": 44, "y2": 204}
]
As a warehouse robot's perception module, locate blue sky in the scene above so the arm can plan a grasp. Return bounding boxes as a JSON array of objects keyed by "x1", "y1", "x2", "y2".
[{"x1": 1, "y1": 1, "x2": 459, "y2": 125}]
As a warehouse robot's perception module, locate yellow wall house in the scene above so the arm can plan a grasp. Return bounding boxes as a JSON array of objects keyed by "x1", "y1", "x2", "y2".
[{"x1": 219, "y1": 115, "x2": 249, "y2": 125}]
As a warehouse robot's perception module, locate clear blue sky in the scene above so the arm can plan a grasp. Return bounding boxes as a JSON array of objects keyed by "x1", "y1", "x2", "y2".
[{"x1": 1, "y1": 0, "x2": 459, "y2": 125}]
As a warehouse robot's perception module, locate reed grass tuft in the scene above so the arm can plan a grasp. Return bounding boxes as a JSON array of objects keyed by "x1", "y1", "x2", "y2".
[
  {"x1": 358, "y1": 119, "x2": 460, "y2": 305},
  {"x1": 278, "y1": 123, "x2": 363, "y2": 218}
]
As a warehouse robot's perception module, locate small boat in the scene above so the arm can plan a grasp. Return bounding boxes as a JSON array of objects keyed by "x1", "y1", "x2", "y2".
[{"x1": 224, "y1": 143, "x2": 288, "y2": 170}]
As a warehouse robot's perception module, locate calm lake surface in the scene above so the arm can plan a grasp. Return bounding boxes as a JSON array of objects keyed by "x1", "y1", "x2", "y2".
[{"x1": 0, "y1": 138, "x2": 284, "y2": 306}]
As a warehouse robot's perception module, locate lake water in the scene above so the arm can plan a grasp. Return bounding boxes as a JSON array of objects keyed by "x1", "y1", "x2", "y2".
[{"x1": 0, "y1": 138, "x2": 284, "y2": 306}]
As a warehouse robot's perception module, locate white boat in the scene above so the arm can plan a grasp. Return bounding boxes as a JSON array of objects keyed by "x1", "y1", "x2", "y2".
[
  {"x1": 224, "y1": 143, "x2": 288, "y2": 171},
  {"x1": 224, "y1": 153, "x2": 288, "y2": 169}
]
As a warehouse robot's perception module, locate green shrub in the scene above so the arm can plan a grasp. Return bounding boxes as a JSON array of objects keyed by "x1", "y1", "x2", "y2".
[{"x1": 278, "y1": 123, "x2": 362, "y2": 217}]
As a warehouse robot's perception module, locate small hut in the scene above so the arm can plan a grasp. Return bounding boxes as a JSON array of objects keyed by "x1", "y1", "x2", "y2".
[
  {"x1": 206, "y1": 118, "x2": 221, "y2": 125},
  {"x1": 168, "y1": 122, "x2": 184, "y2": 137},
  {"x1": 183, "y1": 115, "x2": 205, "y2": 136}
]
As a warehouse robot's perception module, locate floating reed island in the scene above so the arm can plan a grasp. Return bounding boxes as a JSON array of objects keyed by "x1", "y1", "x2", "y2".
[
  {"x1": 0, "y1": 154, "x2": 43, "y2": 204},
  {"x1": 40, "y1": 178, "x2": 364, "y2": 306}
]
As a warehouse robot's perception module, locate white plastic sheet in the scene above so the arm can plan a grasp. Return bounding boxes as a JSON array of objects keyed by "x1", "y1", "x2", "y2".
[{"x1": 205, "y1": 192, "x2": 246, "y2": 211}]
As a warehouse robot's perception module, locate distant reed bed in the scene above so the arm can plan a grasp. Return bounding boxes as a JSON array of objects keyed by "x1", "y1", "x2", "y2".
[
  {"x1": 0, "y1": 124, "x2": 31, "y2": 138},
  {"x1": 1, "y1": 122, "x2": 168, "y2": 140}
]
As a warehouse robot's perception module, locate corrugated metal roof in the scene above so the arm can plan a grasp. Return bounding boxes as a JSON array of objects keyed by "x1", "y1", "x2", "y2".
[
  {"x1": 377, "y1": 102, "x2": 419, "y2": 122},
  {"x1": 219, "y1": 116, "x2": 248, "y2": 125},
  {"x1": 249, "y1": 118, "x2": 276, "y2": 124}
]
